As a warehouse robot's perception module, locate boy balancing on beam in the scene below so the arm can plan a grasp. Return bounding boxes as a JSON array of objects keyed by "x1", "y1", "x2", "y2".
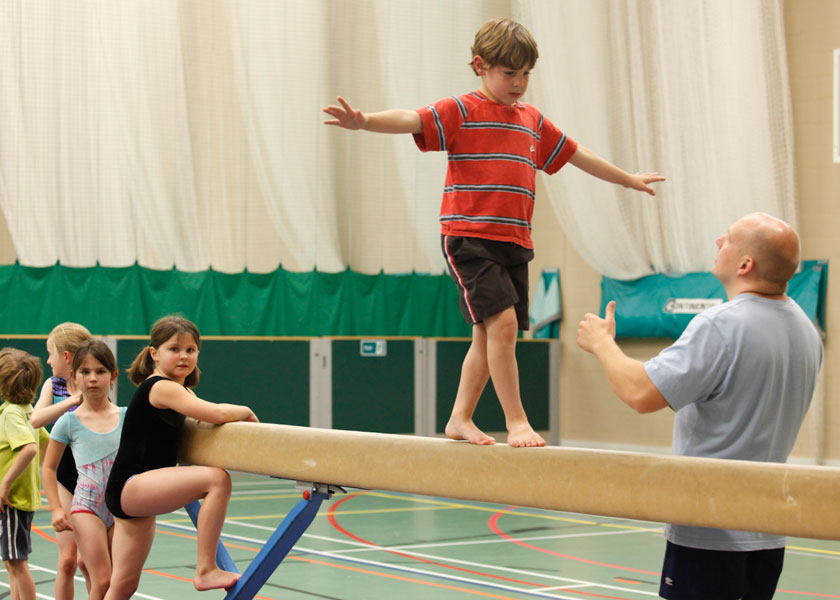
[{"x1": 324, "y1": 17, "x2": 664, "y2": 447}]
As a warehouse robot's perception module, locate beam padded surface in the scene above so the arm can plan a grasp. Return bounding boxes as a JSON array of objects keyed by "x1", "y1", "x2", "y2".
[{"x1": 179, "y1": 421, "x2": 840, "y2": 540}]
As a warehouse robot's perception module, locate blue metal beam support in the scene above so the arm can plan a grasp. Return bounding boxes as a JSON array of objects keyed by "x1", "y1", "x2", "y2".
[
  {"x1": 184, "y1": 500, "x2": 239, "y2": 573},
  {"x1": 185, "y1": 482, "x2": 342, "y2": 600}
]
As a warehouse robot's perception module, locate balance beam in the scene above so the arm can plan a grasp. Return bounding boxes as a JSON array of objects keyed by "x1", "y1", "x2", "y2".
[{"x1": 179, "y1": 421, "x2": 840, "y2": 541}]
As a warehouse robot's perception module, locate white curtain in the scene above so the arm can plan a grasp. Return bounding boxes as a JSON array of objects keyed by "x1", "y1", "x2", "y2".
[
  {"x1": 0, "y1": 0, "x2": 795, "y2": 278},
  {"x1": 517, "y1": 0, "x2": 796, "y2": 279}
]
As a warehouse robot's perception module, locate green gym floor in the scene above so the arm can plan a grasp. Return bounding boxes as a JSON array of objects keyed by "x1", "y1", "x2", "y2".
[{"x1": 11, "y1": 472, "x2": 840, "y2": 599}]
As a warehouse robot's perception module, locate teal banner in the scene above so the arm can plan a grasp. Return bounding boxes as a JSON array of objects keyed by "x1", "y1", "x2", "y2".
[
  {"x1": 0, "y1": 263, "x2": 471, "y2": 337},
  {"x1": 601, "y1": 260, "x2": 827, "y2": 339}
]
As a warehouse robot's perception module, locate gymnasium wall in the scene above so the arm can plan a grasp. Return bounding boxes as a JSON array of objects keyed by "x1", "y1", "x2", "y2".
[
  {"x1": 532, "y1": 0, "x2": 839, "y2": 464},
  {"x1": 785, "y1": 0, "x2": 839, "y2": 463},
  {"x1": 0, "y1": 2, "x2": 835, "y2": 462}
]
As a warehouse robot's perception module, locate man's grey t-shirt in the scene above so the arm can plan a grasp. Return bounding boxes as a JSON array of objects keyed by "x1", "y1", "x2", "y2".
[{"x1": 644, "y1": 294, "x2": 822, "y2": 551}]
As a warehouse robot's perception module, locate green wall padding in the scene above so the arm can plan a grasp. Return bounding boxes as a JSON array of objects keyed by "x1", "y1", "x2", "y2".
[
  {"x1": 0, "y1": 263, "x2": 471, "y2": 338},
  {"x1": 435, "y1": 340, "x2": 550, "y2": 433},
  {"x1": 601, "y1": 260, "x2": 828, "y2": 339},
  {"x1": 331, "y1": 339, "x2": 415, "y2": 434},
  {"x1": 115, "y1": 339, "x2": 310, "y2": 426}
]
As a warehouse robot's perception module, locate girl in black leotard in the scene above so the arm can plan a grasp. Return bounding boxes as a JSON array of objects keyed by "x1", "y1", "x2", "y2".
[
  {"x1": 103, "y1": 316, "x2": 257, "y2": 599},
  {"x1": 30, "y1": 322, "x2": 92, "y2": 600}
]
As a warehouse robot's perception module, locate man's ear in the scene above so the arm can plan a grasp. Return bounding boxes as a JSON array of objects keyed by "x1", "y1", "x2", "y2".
[{"x1": 737, "y1": 255, "x2": 755, "y2": 276}]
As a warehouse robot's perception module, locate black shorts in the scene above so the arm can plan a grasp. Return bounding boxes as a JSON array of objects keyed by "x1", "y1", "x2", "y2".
[
  {"x1": 660, "y1": 541, "x2": 784, "y2": 600},
  {"x1": 441, "y1": 235, "x2": 534, "y2": 330},
  {"x1": 0, "y1": 507, "x2": 33, "y2": 561}
]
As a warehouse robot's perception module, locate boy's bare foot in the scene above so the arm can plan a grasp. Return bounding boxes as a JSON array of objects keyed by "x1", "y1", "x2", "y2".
[
  {"x1": 445, "y1": 418, "x2": 496, "y2": 445},
  {"x1": 506, "y1": 422, "x2": 546, "y2": 448},
  {"x1": 194, "y1": 567, "x2": 240, "y2": 591}
]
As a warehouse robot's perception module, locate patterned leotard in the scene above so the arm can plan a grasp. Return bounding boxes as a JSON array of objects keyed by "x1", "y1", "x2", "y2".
[{"x1": 50, "y1": 407, "x2": 126, "y2": 528}]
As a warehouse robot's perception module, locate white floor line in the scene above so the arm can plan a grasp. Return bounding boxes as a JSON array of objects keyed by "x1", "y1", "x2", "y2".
[
  {"x1": 0, "y1": 579, "x2": 55, "y2": 600},
  {"x1": 540, "y1": 583, "x2": 598, "y2": 592},
  {"x1": 787, "y1": 548, "x2": 840, "y2": 560},
  {"x1": 334, "y1": 526, "x2": 664, "y2": 553},
  {"x1": 230, "y1": 488, "x2": 298, "y2": 496},
  {"x1": 29, "y1": 561, "x2": 168, "y2": 600},
  {"x1": 230, "y1": 478, "x2": 295, "y2": 488},
  {"x1": 157, "y1": 519, "x2": 660, "y2": 598}
]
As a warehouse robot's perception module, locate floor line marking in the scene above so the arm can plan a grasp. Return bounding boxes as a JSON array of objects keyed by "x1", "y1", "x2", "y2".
[
  {"x1": 489, "y1": 508, "x2": 661, "y2": 577},
  {"x1": 157, "y1": 521, "x2": 583, "y2": 600},
  {"x1": 331, "y1": 526, "x2": 663, "y2": 553},
  {"x1": 787, "y1": 545, "x2": 840, "y2": 557},
  {"x1": 157, "y1": 520, "x2": 658, "y2": 598}
]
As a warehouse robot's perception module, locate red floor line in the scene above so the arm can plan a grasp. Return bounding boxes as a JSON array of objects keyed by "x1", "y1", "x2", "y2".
[
  {"x1": 327, "y1": 492, "x2": 543, "y2": 587},
  {"x1": 327, "y1": 492, "x2": 637, "y2": 600},
  {"x1": 32, "y1": 525, "x2": 280, "y2": 600},
  {"x1": 488, "y1": 507, "x2": 661, "y2": 577},
  {"x1": 488, "y1": 508, "x2": 840, "y2": 599},
  {"x1": 289, "y1": 556, "x2": 525, "y2": 600}
]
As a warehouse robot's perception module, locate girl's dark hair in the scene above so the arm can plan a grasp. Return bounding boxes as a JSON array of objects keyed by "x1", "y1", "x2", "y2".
[
  {"x1": 127, "y1": 316, "x2": 201, "y2": 388},
  {"x1": 0, "y1": 348, "x2": 43, "y2": 405},
  {"x1": 71, "y1": 339, "x2": 117, "y2": 374}
]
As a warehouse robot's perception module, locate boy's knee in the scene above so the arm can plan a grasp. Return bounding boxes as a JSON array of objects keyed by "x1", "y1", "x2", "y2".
[
  {"x1": 488, "y1": 312, "x2": 519, "y2": 341},
  {"x1": 5, "y1": 558, "x2": 29, "y2": 574}
]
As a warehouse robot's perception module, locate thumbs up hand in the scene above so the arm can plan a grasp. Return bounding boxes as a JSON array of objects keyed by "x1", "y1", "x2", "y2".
[{"x1": 577, "y1": 301, "x2": 617, "y2": 354}]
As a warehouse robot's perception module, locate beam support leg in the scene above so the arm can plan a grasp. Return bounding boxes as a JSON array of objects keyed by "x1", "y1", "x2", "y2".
[{"x1": 186, "y1": 482, "x2": 342, "y2": 600}]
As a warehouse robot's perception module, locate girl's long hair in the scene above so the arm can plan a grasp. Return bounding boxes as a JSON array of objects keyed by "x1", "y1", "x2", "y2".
[
  {"x1": 71, "y1": 339, "x2": 117, "y2": 375},
  {"x1": 49, "y1": 322, "x2": 91, "y2": 354},
  {"x1": 127, "y1": 316, "x2": 201, "y2": 388}
]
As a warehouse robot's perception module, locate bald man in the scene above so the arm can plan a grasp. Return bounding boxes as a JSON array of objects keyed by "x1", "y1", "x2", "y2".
[{"x1": 577, "y1": 213, "x2": 823, "y2": 600}]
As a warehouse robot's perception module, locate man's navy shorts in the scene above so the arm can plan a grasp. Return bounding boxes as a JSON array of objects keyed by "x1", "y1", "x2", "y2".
[{"x1": 660, "y1": 540, "x2": 784, "y2": 600}]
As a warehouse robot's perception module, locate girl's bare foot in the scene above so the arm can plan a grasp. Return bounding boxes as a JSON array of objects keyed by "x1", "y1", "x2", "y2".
[
  {"x1": 506, "y1": 422, "x2": 546, "y2": 447},
  {"x1": 445, "y1": 418, "x2": 496, "y2": 445},
  {"x1": 194, "y1": 567, "x2": 240, "y2": 591}
]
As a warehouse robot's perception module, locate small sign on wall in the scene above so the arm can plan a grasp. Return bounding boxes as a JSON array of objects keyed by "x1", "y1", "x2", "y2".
[{"x1": 360, "y1": 340, "x2": 387, "y2": 357}]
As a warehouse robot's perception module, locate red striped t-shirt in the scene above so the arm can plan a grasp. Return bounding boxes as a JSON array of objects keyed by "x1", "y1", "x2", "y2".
[{"x1": 414, "y1": 90, "x2": 578, "y2": 249}]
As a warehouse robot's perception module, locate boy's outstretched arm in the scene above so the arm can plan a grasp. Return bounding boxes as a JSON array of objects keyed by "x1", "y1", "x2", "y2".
[
  {"x1": 568, "y1": 145, "x2": 665, "y2": 195},
  {"x1": 323, "y1": 96, "x2": 422, "y2": 134}
]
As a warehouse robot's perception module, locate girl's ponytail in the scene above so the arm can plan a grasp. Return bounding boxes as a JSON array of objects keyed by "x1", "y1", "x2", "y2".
[{"x1": 127, "y1": 346, "x2": 156, "y2": 386}]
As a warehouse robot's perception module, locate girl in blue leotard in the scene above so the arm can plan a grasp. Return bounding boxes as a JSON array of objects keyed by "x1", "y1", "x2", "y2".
[{"x1": 42, "y1": 340, "x2": 124, "y2": 600}]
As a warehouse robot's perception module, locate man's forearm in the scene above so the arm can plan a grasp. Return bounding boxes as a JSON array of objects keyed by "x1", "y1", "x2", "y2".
[{"x1": 593, "y1": 340, "x2": 667, "y2": 413}]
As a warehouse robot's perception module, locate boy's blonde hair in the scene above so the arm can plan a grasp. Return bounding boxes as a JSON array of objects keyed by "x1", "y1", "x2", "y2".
[
  {"x1": 48, "y1": 322, "x2": 92, "y2": 354},
  {"x1": 470, "y1": 18, "x2": 539, "y2": 75},
  {"x1": 0, "y1": 348, "x2": 43, "y2": 405}
]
